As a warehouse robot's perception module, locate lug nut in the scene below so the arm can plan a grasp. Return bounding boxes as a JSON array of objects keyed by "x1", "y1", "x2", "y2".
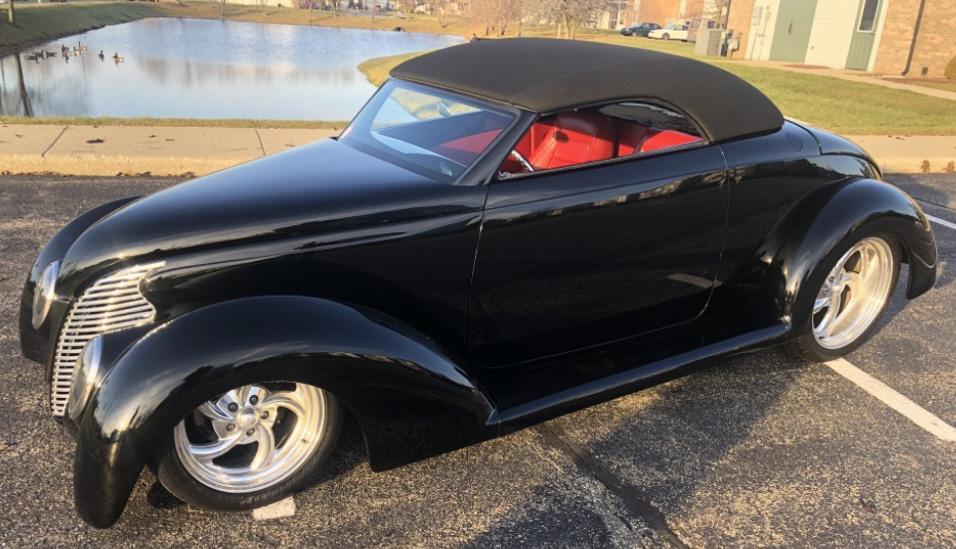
[
  {"x1": 226, "y1": 423, "x2": 235, "y2": 431},
  {"x1": 246, "y1": 429, "x2": 255, "y2": 436},
  {"x1": 261, "y1": 411, "x2": 269, "y2": 419},
  {"x1": 228, "y1": 402, "x2": 239, "y2": 412},
  {"x1": 250, "y1": 395, "x2": 259, "y2": 405}
]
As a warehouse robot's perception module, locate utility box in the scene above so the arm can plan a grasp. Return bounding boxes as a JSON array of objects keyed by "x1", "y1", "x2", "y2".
[{"x1": 695, "y1": 28, "x2": 723, "y2": 57}]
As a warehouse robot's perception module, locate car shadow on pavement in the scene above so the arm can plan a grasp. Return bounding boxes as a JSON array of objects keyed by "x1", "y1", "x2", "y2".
[
  {"x1": 886, "y1": 174, "x2": 955, "y2": 210},
  {"x1": 461, "y1": 348, "x2": 806, "y2": 546}
]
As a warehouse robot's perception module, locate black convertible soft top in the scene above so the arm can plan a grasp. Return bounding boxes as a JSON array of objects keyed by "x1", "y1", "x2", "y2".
[{"x1": 391, "y1": 38, "x2": 784, "y2": 143}]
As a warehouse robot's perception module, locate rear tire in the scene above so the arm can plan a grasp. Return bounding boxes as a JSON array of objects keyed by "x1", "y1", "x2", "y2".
[
  {"x1": 662, "y1": 33, "x2": 670, "y2": 40},
  {"x1": 155, "y1": 382, "x2": 341, "y2": 511},
  {"x1": 787, "y1": 233, "x2": 900, "y2": 362}
]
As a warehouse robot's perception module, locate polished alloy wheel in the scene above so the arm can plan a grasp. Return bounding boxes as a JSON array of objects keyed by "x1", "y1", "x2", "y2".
[
  {"x1": 812, "y1": 237, "x2": 894, "y2": 350},
  {"x1": 174, "y1": 383, "x2": 327, "y2": 493}
]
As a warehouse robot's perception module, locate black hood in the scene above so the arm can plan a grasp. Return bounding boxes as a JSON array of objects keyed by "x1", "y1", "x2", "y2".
[{"x1": 58, "y1": 139, "x2": 475, "y2": 294}]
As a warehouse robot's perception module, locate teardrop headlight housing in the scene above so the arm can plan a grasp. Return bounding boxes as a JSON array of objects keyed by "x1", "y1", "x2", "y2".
[{"x1": 32, "y1": 260, "x2": 61, "y2": 330}]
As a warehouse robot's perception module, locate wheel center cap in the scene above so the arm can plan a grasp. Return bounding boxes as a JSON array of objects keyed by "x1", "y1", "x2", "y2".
[{"x1": 236, "y1": 407, "x2": 258, "y2": 430}]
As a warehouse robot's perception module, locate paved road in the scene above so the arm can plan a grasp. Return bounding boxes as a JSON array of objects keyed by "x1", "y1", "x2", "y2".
[{"x1": 0, "y1": 174, "x2": 954, "y2": 547}]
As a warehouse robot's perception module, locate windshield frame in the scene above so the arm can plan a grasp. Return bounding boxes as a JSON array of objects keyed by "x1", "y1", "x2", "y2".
[{"x1": 340, "y1": 79, "x2": 522, "y2": 186}]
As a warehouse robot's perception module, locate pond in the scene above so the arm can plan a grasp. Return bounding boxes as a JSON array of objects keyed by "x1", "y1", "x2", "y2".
[{"x1": 0, "y1": 18, "x2": 463, "y2": 120}]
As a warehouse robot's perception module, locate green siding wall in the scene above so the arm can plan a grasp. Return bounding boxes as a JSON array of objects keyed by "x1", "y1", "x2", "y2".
[{"x1": 770, "y1": 0, "x2": 818, "y2": 62}]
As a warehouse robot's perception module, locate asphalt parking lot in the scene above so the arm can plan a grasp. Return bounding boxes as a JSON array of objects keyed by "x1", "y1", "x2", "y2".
[{"x1": 0, "y1": 173, "x2": 954, "y2": 547}]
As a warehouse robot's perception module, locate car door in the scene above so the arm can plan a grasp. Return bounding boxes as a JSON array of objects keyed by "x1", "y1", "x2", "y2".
[{"x1": 468, "y1": 105, "x2": 729, "y2": 367}]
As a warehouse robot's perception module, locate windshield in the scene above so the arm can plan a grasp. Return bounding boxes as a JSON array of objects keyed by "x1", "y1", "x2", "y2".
[{"x1": 340, "y1": 80, "x2": 515, "y2": 183}]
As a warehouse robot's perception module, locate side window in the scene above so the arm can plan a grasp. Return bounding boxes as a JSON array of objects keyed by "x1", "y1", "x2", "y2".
[{"x1": 497, "y1": 102, "x2": 704, "y2": 179}]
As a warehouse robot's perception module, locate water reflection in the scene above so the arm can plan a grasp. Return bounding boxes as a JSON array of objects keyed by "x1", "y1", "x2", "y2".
[{"x1": 0, "y1": 18, "x2": 462, "y2": 120}]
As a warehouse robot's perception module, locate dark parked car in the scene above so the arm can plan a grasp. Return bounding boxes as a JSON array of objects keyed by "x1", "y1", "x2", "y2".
[
  {"x1": 621, "y1": 22, "x2": 661, "y2": 37},
  {"x1": 20, "y1": 39, "x2": 937, "y2": 528}
]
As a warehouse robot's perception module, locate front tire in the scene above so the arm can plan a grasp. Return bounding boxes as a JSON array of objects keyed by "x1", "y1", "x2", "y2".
[
  {"x1": 788, "y1": 234, "x2": 900, "y2": 362},
  {"x1": 156, "y1": 382, "x2": 341, "y2": 511},
  {"x1": 662, "y1": 33, "x2": 670, "y2": 40}
]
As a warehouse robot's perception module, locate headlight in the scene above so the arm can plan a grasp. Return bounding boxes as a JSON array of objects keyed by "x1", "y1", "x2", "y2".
[
  {"x1": 32, "y1": 260, "x2": 60, "y2": 329},
  {"x1": 67, "y1": 335, "x2": 102, "y2": 421}
]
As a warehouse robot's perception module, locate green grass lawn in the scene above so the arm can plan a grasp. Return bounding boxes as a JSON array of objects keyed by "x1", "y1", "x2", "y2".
[
  {"x1": 0, "y1": 2, "x2": 169, "y2": 52},
  {"x1": 713, "y1": 62, "x2": 956, "y2": 135},
  {"x1": 358, "y1": 52, "x2": 421, "y2": 87}
]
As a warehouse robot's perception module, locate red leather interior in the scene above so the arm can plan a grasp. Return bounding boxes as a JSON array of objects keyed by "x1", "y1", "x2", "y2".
[
  {"x1": 638, "y1": 129, "x2": 702, "y2": 153},
  {"x1": 616, "y1": 123, "x2": 651, "y2": 157},
  {"x1": 527, "y1": 112, "x2": 616, "y2": 170},
  {"x1": 436, "y1": 129, "x2": 503, "y2": 164},
  {"x1": 497, "y1": 111, "x2": 703, "y2": 176}
]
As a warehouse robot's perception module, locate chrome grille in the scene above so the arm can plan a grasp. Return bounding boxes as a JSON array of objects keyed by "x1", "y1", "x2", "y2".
[{"x1": 50, "y1": 262, "x2": 163, "y2": 416}]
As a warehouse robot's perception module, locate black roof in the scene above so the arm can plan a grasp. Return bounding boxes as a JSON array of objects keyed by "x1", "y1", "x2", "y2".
[{"x1": 391, "y1": 38, "x2": 783, "y2": 143}]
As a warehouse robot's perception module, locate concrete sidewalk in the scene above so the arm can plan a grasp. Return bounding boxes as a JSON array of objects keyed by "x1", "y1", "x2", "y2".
[
  {"x1": 1, "y1": 124, "x2": 954, "y2": 176},
  {"x1": 1, "y1": 124, "x2": 339, "y2": 177},
  {"x1": 847, "y1": 135, "x2": 956, "y2": 173}
]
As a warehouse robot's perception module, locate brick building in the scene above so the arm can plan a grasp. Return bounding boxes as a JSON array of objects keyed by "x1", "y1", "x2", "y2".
[{"x1": 725, "y1": 0, "x2": 956, "y2": 78}]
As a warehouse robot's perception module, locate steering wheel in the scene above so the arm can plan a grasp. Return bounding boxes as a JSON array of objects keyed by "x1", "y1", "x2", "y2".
[{"x1": 508, "y1": 150, "x2": 535, "y2": 173}]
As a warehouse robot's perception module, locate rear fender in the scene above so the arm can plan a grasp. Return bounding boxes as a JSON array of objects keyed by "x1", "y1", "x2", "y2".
[
  {"x1": 72, "y1": 296, "x2": 493, "y2": 528},
  {"x1": 754, "y1": 178, "x2": 937, "y2": 329}
]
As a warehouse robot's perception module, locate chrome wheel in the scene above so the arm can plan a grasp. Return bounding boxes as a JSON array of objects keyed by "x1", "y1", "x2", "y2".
[
  {"x1": 174, "y1": 383, "x2": 327, "y2": 493},
  {"x1": 812, "y1": 237, "x2": 895, "y2": 350}
]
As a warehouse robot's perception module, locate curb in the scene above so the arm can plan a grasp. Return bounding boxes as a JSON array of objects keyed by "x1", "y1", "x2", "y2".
[
  {"x1": 848, "y1": 136, "x2": 956, "y2": 175},
  {"x1": 2, "y1": 153, "x2": 247, "y2": 177}
]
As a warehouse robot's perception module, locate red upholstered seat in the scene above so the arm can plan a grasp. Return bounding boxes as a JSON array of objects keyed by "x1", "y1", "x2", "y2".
[
  {"x1": 616, "y1": 123, "x2": 651, "y2": 157},
  {"x1": 527, "y1": 112, "x2": 616, "y2": 170},
  {"x1": 435, "y1": 129, "x2": 503, "y2": 164},
  {"x1": 639, "y1": 129, "x2": 702, "y2": 153}
]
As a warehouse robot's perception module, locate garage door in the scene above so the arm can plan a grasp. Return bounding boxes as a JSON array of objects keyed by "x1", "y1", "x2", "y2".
[{"x1": 804, "y1": 0, "x2": 857, "y2": 68}]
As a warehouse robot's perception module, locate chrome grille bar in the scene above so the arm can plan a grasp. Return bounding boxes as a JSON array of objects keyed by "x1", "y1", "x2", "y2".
[{"x1": 50, "y1": 262, "x2": 163, "y2": 416}]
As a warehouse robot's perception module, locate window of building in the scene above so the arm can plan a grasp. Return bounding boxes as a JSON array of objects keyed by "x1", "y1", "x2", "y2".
[{"x1": 858, "y1": 0, "x2": 879, "y2": 32}]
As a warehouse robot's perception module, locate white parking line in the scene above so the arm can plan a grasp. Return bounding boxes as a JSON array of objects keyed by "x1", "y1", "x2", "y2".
[
  {"x1": 826, "y1": 358, "x2": 956, "y2": 442},
  {"x1": 252, "y1": 496, "x2": 297, "y2": 520},
  {"x1": 927, "y1": 214, "x2": 956, "y2": 231}
]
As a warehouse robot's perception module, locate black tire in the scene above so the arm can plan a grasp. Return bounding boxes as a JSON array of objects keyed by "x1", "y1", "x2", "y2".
[
  {"x1": 786, "y1": 231, "x2": 900, "y2": 362},
  {"x1": 662, "y1": 33, "x2": 670, "y2": 40},
  {"x1": 154, "y1": 388, "x2": 342, "y2": 511}
]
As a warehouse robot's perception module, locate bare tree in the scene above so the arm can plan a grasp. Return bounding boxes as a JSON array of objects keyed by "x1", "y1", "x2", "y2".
[
  {"x1": 533, "y1": 0, "x2": 608, "y2": 39},
  {"x1": 469, "y1": 0, "x2": 522, "y2": 37},
  {"x1": 8, "y1": 0, "x2": 16, "y2": 25},
  {"x1": 393, "y1": 0, "x2": 415, "y2": 19},
  {"x1": 429, "y1": 0, "x2": 447, "y2": 27},
  {"x1": 713, "y1": 0, "x2": 731, "y2": 28}
]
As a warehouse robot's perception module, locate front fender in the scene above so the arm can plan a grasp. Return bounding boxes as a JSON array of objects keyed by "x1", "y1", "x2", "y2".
[
  {"x1": 73, "y1": 296, "x2": 494, "y2": 528},
  {"x1": 19, "y1": 197, "x2": 139, "y2": 363},
  {"x1": 755, "y1": 178, "x2": 937, "y2": 329}
]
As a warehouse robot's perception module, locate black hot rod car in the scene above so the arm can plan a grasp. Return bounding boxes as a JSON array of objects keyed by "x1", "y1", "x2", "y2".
[{"x1": 20, "y1": 39, "x2": 937, "y2": 528}]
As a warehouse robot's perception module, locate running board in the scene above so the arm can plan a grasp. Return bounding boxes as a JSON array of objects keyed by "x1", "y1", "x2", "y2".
[{"x1": 489, "y1": 324, "x2": 788, "y2": 431}]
